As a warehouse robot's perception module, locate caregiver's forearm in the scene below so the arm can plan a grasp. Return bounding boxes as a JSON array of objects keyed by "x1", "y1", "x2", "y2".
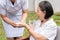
[
  {"x1": 21, "y1": 10, "x2": 28, "y2": 23},
  {"x1": 1, "y1": 14, "x2": 14, "y2": 25}
]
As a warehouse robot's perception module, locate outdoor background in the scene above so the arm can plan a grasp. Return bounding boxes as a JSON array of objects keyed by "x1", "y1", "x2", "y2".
[{"x1": 0, "y1": 0, "x2": 60, "y2": 40}]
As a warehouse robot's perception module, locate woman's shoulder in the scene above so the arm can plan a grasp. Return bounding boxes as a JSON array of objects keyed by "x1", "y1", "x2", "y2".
[
  {"x1": 45, "y1": 18, "x2": 56, "y2": 25},
  {"x1": 21, "y1": 0, "x2": 28, "y2": 3},
  {"x1": 0, "y1": 0, "x2": 6, "y2": 6},
  {"x1": 49, "y1": 18, "x2": 57, "y2": 26},
  {"x1": 45, "y1": 18, "x2": 57, "y2": 29}
]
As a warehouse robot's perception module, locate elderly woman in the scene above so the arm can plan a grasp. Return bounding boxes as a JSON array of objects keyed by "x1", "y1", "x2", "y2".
[
  {"x1": 19, "y1": 1, "x2": 57, "y2": 40},
  {"x1": 0, "y1": 0, "x2": 28, "y2": 40}
]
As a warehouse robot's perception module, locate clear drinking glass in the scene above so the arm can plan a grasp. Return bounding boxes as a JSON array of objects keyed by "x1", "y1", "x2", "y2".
[{"x1": 29, "y1": 20, "x2": 36, "y2": 28}]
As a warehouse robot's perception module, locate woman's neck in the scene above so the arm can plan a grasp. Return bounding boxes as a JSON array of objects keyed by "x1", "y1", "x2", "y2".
[
  {"x1": 10, "y1": 0, "x2": 16, "y2": 5},
  {"x1": 40, "y1": 18, "x2": 49, "y2": 26},
  {"x1": 11, "y1": 0, "x2": 15, "y2": 2},
  {"x1": 41, "y1": 19, "x2": 47, "y2": 23}
]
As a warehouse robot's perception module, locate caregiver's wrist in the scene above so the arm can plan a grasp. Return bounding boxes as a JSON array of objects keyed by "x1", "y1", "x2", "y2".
[
  {"x1": 9, "y1": 21, "x2": 13, "y2": 25},
  {"x1": 10, "y1": 22, "x2": 15, "y2": 26}
]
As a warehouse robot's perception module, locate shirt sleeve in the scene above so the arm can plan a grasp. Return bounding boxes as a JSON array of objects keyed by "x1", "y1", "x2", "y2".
[
  {"x1": 0, "y1": 1, "x2": 6, "y2": 15},
  {"x1": 22, "y1": 0, "x2": 28, "y2": 10},
  {"x1": 40, "y1": 25, "x2": 57, "y2": 40}
]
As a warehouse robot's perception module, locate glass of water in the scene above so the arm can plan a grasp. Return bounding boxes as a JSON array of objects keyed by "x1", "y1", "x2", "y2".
[{"x1": 29, "y1": 20, "x2": 36, "y2": 27}]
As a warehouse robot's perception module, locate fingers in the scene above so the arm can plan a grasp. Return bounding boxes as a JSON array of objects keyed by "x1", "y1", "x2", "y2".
[
  {"x1": 11, "y1": 22, "x2": 27, "y2": 28},
  {"x1": 16, "y1": 23, "x2": 25, "y2": 28},
  {"x1": 11, "y1": 22, "x2": 19, "y2": 28}
]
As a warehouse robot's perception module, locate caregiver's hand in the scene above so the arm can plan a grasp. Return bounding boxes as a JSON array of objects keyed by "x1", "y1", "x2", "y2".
[
  {"x1": 11, "y1": 22, "x2": 19, "y2": 28},
  {"x1": 15, "y1": 22, "x2": 26, "y2": 28},
  {"x1": 18, "y1": 22, "x2": 27, "y2": 27}
]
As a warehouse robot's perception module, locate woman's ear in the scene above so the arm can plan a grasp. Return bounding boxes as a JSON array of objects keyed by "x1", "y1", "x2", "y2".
[
  {"x1": 43, "y1": 11, "x2": 46, "y2": 19},
  {"x1": 43, "y1": 11, "x2": 46, "y2": 14},
  {"x1": 43, "y1": 11, "x2": 46, "y2": 16}
]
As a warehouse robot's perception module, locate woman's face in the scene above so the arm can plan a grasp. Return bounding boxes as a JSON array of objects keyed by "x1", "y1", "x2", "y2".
[{"x1": 36, "y1": 6, "x2": 46, "y2": 20}]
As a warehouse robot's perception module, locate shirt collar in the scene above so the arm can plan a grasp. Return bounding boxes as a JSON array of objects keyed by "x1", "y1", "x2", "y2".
[
  {"x1": 7, "y1": 0, "x2": 21, "y2": 7},
  {"x1": 37, "y1": 18, "x2": 54, "y2": 27}
]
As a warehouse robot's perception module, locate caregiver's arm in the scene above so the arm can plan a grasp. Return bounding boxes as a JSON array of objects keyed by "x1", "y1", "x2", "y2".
[
  {"x1": 20, "y1": 0, "x2": 28, "y2": 23},
  {"x1": 25, "y1": 24, "x2": 48, "y2": 40},
  {"x1": 20, "y1": 9, "x2": 28, "y2": 23},
  {"x1": 1, "y1": 14, "x2": 17, "y2": 27}
]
